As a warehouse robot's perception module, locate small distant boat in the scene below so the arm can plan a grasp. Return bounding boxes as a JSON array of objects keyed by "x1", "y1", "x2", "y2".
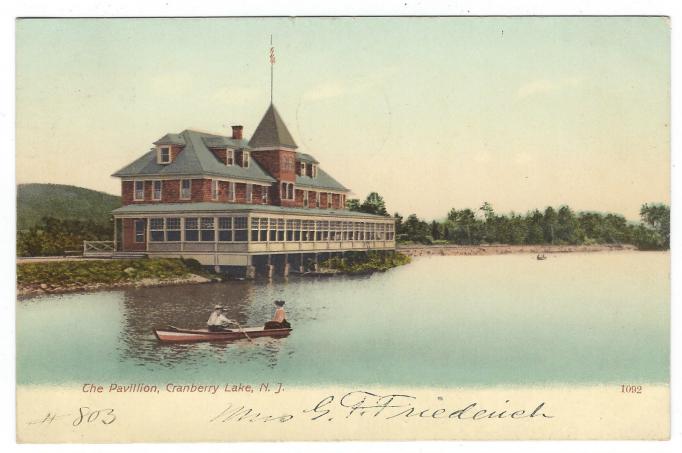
[
  {"x1": 536, "y1": 254, "x2": 547, "y2": 260},
  {"x1": 153, "y1": 325, "x2": 292, "y2": 343}
]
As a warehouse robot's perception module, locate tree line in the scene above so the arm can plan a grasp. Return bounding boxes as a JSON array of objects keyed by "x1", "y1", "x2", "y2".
[
  {"x1": 17, "y1": 217, "x2": 113, "y2": 257},
  {"x1": 16, "y1": 193, "x2": 669, "y2": 256},
  {"x1": 347, "y1": 193, "x2": 670, "y2": 251}
]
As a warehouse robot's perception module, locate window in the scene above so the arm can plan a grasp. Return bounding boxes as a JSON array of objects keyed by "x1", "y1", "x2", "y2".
[
  {"x1": 227, "y1": 181, "x2": 235, "y2": 202},
  {"x1": 180, "y1": 179, "x2": 191, "y2": 200},
  {"x1": 304, "y1": 220, "x2": 315, "y2": 241},
  {"x1": 152, "y1": 180, "x2": 162, "y2": 201},
  {"x1": 315, "y1": 192, "x2": 320, "y2": 208},
  {"x1": 242, "y1": 151, "x2": 250, "y2": 168},
  {"x1": 134, "y1": 219, "x2": 145, "y2": 243},
  {"x1": 280, "y1": 182, "x2": 295, "y2": 200},
  {"x1": 292, "y1": 219, "x2": 301, "y2": 241},
  {"x1": 226, "y1": 149, "x2": 234, "y2": 166},
  {"x1": 276, "y1": 219, "x2": 285, "y2": 241},
  {"x1": 211, "y1": 179, "x2": 219, "y2": 200},
  {"x1": 246, "y1": 184, "x2": 253, "y2": 203},
  {"x1": 260, "y1": 218, "x2": 268, "y2": 242},
  {"x1": 184, "y1": 217, "x2": 198, "y2": 241},
  {"x1": 312, "y1": 165, "x2": 317, "y2": 178},
  {"x1": 234, "y1": 217, "x2": 247, "y2": 241},
  {"x1": 134, "y1": 181, "x2": 145, "y2": 201},
  {"x1": 200, "y1": 217, "x2": 215, "y2": 241},
  {"x1": 316, "y1": 221, "x2": 328, "y2": 241},
  {"x1": 303, "y1": 191, "x2": 309, "y2": 208},
  {"x1": 261, "y1": 186, "x2": 268, "y2": 204},
  {"x1": 341, "y1": 194, "x2": 346, "y2": 208},
  {"x1": 282, "y1": 155, "x2": 294, "y2": 172},
  {"x1": 300, "y1": 162, "x2": 306, "y2": 175},
  {"x1": 218, "y1": 217, "x2": 232, "y2": 241},
  {"x1": 327, "y1": 192, "x2": 333, "y2": 208},
  {"x1": 166, "y1": 217, "x2": 181, "y2": 241},
  {"x1": 251, "y1": 217, "x2": 261, "y2": 242},
  {"x1": 150, "y1": 218, "x2": 164, "y2": 242},
  {"x1": 158, "y1": 147, "x2": 171, "y2": 164}
]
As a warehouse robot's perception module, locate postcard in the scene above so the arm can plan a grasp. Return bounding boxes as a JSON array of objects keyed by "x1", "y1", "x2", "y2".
[{"x1": 15, "y1": 16, "x2": 670, "y2": 442}]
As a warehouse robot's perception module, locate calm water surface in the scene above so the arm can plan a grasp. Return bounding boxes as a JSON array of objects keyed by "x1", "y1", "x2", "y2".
[{"x1": 17, "y1": 252, "x2": 669, "y2": 387}]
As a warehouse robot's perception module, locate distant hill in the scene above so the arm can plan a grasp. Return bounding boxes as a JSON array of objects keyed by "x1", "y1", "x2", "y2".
[{"x1": 17, "y1": 184, "x2": 121, "y2": 231}]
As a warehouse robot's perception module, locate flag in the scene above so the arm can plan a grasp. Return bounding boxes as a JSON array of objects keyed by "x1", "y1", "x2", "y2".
[{"x1": 270, "y1": 46, "x2": 276, "y2": 64}]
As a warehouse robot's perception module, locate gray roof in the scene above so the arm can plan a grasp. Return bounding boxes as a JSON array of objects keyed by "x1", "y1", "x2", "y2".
[
  {"x1": 153, "y1": 133, "x2": 185, "y2": 146},
  {"x1": 113, "y1": 202, "x2": 390, "y2": 219},
  {"x1": 202, "y1": 136, "x2": 250, "y2": 149},
  {"x1": 112, "y1": 130, "x2": 276, "y2": 183},
  {"x1": 296, "y1": 152, "x2": 319, "y2": 164},
  {"x1": 248, "y1": 104, "x2": 298, "y2": 149},
  {"x1": 296, "y1": 167, "x2": 349, "y2": 192}
]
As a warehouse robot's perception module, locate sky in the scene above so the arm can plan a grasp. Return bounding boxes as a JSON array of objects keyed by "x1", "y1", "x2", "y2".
[{"x1": 15, "y1": 17, "x2": 670, "y2": 220}]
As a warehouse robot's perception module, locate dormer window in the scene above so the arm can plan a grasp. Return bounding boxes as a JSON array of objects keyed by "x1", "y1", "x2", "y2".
[
  {"x1": 242, "y1": 151, "x2": 250, "y2": 168},
  {"x1": 311, "y1": 165, "x2": 317, "y2": 178},
  {"x1": 157, "y1": 146, "x2": 171, "y2": 164},
  {"x1": 300, "y1": 162, "x2": 307, "y2": 176},
  {"x1": 226, "y1": 149, "x2": 234, "y2": 166}
]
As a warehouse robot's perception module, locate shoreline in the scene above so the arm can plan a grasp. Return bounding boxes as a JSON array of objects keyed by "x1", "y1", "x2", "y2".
[
  {"x1": 16, "y1": 244, "x2": 643, "y2": 297},
  {"x1": 397, "y1": 243, "x2": 637, "y2": 257},
  {"x1": 17, "y1": 273, "x2": 217, "y2": 298}
]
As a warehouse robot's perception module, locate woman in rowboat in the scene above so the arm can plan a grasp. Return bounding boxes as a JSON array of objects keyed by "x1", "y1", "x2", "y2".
[{"x1": 264, "y1": 300, "x2": 291, "y2": 330}]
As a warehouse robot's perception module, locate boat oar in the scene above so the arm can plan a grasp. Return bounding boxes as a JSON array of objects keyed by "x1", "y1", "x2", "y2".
[{"x1": 228, "y1": 320, "x2": 253, "y2": 342}]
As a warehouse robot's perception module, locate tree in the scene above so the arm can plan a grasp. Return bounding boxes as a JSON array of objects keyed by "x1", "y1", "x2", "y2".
[
  {"x1": 556, "y1": 205, "x2": 580, "y2": 244},
  {"x1": 359, "y1": 192, "x2": 388, "y2": 216},
  {"x1": 635, "y1": 203, "x2": 670, "y2": 250},
  {"x1": 346, "y1": 198, "x2": 361, "y2": 211},
  {"x1": 640, "y1": 203, "x2": 670, "y2": 249},
  {"x1": 403, "y1": 214, "x2": 432, "y2": 244}
]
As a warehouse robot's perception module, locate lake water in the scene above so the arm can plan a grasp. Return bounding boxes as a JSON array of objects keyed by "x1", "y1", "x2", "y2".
[{"x1": 17, "y1": 252, "x2": 669, "y2": 387}]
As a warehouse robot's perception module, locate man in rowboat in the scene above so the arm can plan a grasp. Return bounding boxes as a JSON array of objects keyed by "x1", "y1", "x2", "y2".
[
  {"x1": 264, "y1": 300, "x2": 291, "y2": 330},
  {"x1": 207, "y1": 305, "x2": 237, "y2": 332}
]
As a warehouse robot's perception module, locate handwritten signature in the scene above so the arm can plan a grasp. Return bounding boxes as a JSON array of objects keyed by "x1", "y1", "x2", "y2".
[{"x1": 210, "y1": 391, "x2": 553, "y2": 423}]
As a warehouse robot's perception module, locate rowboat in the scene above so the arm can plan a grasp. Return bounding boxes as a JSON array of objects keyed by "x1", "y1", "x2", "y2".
[{"x1": 153, "y1": 325, "x2": 292, "y2": 343}]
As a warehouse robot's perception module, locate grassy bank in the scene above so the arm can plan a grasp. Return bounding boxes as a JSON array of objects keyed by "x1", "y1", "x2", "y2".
[
  {"x1": 319, "y1": 251, "x2": 411, "y2": 274},
  {"x1": 17, "y1": 258, "x2": 216, "y2": 296}
]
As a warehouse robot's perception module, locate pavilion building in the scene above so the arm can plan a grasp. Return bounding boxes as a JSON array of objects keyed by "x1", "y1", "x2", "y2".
[{"x1": 111, "y1": 104, "x2": 395, "y2": 277}]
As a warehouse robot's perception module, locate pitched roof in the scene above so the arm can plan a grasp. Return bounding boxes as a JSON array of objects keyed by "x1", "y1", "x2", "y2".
[
  {"x1": 248, "y1": 104, "x2": 298, "y2": 149},
  {"x1": 296, "y1": 152, "x2": 319, "y2": 164},
  {"x1": 153, "y1": 133, "x2": 186, "y2": 146},
  {"x1": 296, "y1": 167, "x2": 349, "y2": 192},
  {"x1": 112, "y1": 130, "x2": 275, "y2": 183},
  {"x1": 113, "y1": 202, "x2": 389, "y2": 219}
]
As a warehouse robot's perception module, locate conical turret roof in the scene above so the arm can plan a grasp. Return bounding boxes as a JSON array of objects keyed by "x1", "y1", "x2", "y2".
[{"x1": 248, "y1": 104, "x2": 298, "y2": 149}]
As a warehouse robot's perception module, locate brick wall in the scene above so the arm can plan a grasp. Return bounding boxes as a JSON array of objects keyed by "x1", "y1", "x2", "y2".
[{"x1": 121, "y1": 177, "x2": 334, "y2": 208}]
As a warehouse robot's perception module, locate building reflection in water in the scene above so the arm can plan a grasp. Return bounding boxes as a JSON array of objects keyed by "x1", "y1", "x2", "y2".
[{"x1": 116, "y1": 280, "x2": 290, "y2": 370}]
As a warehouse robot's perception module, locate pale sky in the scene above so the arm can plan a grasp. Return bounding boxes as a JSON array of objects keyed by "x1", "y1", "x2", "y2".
[{"x1": 16, "y1": 17, "x2": 670, "y2": 220}]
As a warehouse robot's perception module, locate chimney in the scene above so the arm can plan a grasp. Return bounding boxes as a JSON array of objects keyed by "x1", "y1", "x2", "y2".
[{"x1": 231, "y1": 125, "x2": 243, "y2": 140}]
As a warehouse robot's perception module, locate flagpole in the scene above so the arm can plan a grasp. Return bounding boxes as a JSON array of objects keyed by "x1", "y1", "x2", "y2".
[{"x1": 270, "y1": 35, "x2": 274, "y2": 105}]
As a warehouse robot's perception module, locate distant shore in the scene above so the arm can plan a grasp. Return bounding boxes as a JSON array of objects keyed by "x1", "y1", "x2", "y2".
[{"x1": 397, "y1": 243, "x2": 637, "y2": 257}]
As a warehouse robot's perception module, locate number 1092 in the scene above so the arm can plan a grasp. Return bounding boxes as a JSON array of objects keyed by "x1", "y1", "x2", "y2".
[{"x1": 620, "y1": 385, "x2": 642, "y2": 394}]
